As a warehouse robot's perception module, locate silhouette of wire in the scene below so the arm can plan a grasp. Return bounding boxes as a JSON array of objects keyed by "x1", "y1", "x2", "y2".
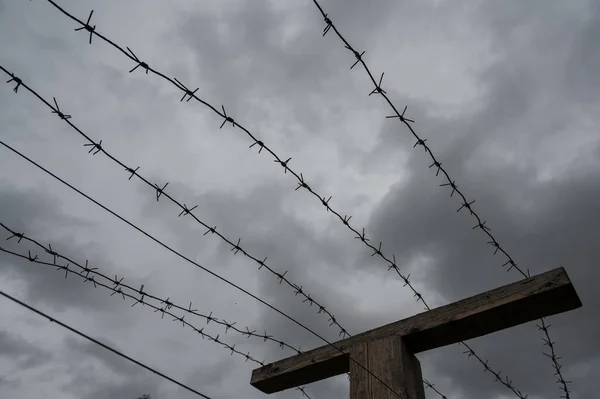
[
  {"x1": 0, "y1": 289, "x2": 213, "y2": 399},
  {"x1": 31, "y1": 2, "x2": 527, "y2": 396},
  {"x1": 16, "y1": 2, "x2": 557, "y2": 396},
  {"x1": 0, "y1": 141, "x2": 401, "y2": 399},
  {"x1": 0, "y1": 223, "x2": 302, "y2": 359},
  {"x1": 4, "y1": 63, "x2": 449, "y2": 398},
  {"x1": 6, "y1": 1, "x2": 520, "y2": 392},
  {"x1": 0, "y1": 226, "x2": 456, "y2": 398},
  {"x1": 310, "y1": 1, "x2": 571, "y2": 397},
  {"x1": 0, "y1": 62, "x2": 348, "y2": 342},
  {"x1": 0, "y1": 247, "x2": 320, "y2": 399}
]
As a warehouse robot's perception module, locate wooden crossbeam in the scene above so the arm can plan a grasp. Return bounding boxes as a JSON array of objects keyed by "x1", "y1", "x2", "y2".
[{"x1": 251, "y1": 267, "x2": 581, "y2": 394}]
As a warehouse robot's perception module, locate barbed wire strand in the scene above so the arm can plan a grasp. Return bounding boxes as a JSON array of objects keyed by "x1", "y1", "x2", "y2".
[
  {"x1": 0, "y1": 63, "x2": 348, "y2": 345},
  {"x1": 29, "y1": 0, "x2": 536, "y2": 399},
  {"x1": 1, "y1": 246, "x2": 269, "y2": 362},
  {"x1": 0, "y1": 141, "x2": 403, "y2": 399},
  {"x1": 11, "y1": 1, "x2": 528, "y2": 395},
  {"x1": 311, "y1": 1, "x2": 571, "y2": 397},
  {"x1": 0, "y1": 225, "x2": 300, "y2": 363},
  {"x1": 3, "y1": 62, "x2": 448, "y2": 399},
  {"x1": 0, "y1": 247, "x2": 315, "y2": 399},
  {"x1": 6, "y1": 63, "x2": 454, "y2": 399},
  {"x1": 19, "y1": 2, "x2": 523, "y2": 395},
  {"x1": 0, "y1": 288, "x2": 213, "y2": 399}
]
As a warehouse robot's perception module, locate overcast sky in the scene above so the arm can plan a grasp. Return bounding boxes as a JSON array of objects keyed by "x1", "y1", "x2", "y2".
[{"x1": 0, "y1": 0, "x2": 598, "y2": 398}]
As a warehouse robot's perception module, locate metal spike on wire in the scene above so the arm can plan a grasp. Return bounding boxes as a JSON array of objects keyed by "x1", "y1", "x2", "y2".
[{"x1": 74, "y1": 9, "x2": 95, "y2": 44}]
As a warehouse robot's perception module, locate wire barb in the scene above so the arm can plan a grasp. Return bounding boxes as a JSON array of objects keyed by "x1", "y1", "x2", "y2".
[
  {"x1": 345, "y1": 45, "x2": 365, "y2": 70},
  {"x1": 83, "y1": 140, "x2": 103, "y2": 155},
  {"x1": 174, "y1": 78, "x2": 199, "y2": 102},
  {"x1": 0, "y1": 225, "x2": 306, "y2": 365},
  {"x1": 6, "y1": 73, "x2": 22, "y2": 93},
  {"x1": 249, "y1": 139, "x2": 264, "y2": 154},
  {"x1": 154, "y1": 182, "x2": 169, "y2": 201},
  {"x1": 74, "y1": 10, "x2": 96, "y2": 44},
  {"x1": 125, "y1": 166, "x2": 140, "y2": 180},
  {"x1": 295, "y1": 173, "x2": 310, "y2": 191},
  {"x1": 386, "y1": 105, "x2": 415, "y2": 124},
  {"x1": 369, "y1": 72, "x2": 386, "y2": 96},
  {"x1": 231, "y1": 238, "x2": 242, "y2": 255},
  {"x1": 322, "y1": 14, "x2": 332, "y2": 36},
  {"x1": 220, "y1": 105, "x2": 235, "y2": 129},
  {"x1": 51, "y1": 97, "x2": 71, "y2": 120},
  {"x1": 275, "y1": 157, "x2": 292, "y2": 174},
  {"x1": 127, "y1": 47, "x2": 149, "y2": 74},
  {"x1": 179, "y1": 204, "x2": 198, "y2": 217}
]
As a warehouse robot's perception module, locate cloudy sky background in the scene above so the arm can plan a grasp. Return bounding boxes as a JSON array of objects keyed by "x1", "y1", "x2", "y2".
[{"x1": 0, "y1": 0, "x2": 598, "y2": 398}]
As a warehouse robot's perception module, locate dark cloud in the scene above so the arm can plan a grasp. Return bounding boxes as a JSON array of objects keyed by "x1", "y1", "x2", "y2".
[
  {"x1": 175, "y1": 0, "x2": 401, "y2": 135},
  {"x1": 0, "y1": 331, "x2": 52, "y2": 370},
  {"x1": 0, "y1": 0, "x2": 598, "y2": 398},
  {"x1": 0, "y1": 187, "x2": 125, "y2": 314},
  {"x1": 363, "y1": 1, "x2": 600, "y2": 397},
  {"x1": 59, "y1": 336, "x2": 162, "y2": 399}
]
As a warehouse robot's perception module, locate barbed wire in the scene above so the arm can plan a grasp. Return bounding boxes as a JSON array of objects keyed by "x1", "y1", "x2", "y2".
[
  {"x1": 0, "y1": 223, "x2": 453, "y2": 398},
  {"x1": 15, "y1": 0, "x2": 570, "y2": 398},
  {"x1": 0, "y1": 247, "x2": 262, "y2": 366},
  {"x1": 310, "y1": 1, "x2": 571, "y2": 397},
  {"x1": 0, "y1": 246, "x2": 321, "y2": 399},
  {"x1": 2, "y1": 64, "x2": 451, "y2": 399},
  {"x1": 1, "y1": 62, "x2": 349, "y2": 342},
  {"x1": 0, "y1": 222, "x2": 303, "y2": 359},
  {"x1": 0, "y1": 141, "x2": 403, "y2": 399},
  {"x1": 10, "y1": 0, "x2": 528, "y2": 395},
  {"x1": 0, "y1": 289, "x2": 213, "y2": 399},
  {"x1": 32, "y1": 3, "x2": 528, "y2": 398}
]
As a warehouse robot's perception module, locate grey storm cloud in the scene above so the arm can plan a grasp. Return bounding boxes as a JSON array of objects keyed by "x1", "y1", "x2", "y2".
[
  {"x1": 0, "y1": 330, "x2": 52, "y2": 370},
  {"x1": 0, "y1": 0, "x2": 598, "y2": 399}
]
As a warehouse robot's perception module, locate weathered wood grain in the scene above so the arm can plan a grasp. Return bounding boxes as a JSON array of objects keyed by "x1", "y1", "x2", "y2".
[
  {"x1": 251, "y1": 267, "x2": 581, "y2": 393},
  {"x1": 350, "y1": 337, "x2": 425, "y2": 399}
]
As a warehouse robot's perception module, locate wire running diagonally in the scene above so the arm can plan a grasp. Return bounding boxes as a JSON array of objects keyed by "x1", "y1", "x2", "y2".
[
  {"x1": 28, "y1": 1, "x2": 529, "y2": 396},
  {"x1": 0, "y1": 223, "x2": 304, "y2": 355},
  {"x1": 0, "y1": 63, "x2": 348, "y2": 343},
  {"x1": 6, "y1": 63, "x2": 444, "y2": 399},
  {"x1": 0, "y1": 223, "x2": 302, "y2": 364},
  {"x1": 0, "y1": 245, "x2": 262, "y2": 365},
  {"x1": 0, "y1": 289, "x2": 213, "y2": 399},
  {"x1": 4, "y1": 65, "x2": 401, "y2": 398},
  {"x1": 5, "y1": 60, "x2": 450, "y2": 397},
  {"x1": 0, "y1": 141, "x2": 404, "y2": 399},
  {"x1": 309, "y1": 1, "x2": 571, "y2": 397},
  {"x1": 20, "y1": 1, "x2": 542, "y2": 396}
]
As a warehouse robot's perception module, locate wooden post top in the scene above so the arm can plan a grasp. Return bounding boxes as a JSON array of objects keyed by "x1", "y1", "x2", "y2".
[{"x1": 251, "y1": 267, "x2": 581, "y2": 394}]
